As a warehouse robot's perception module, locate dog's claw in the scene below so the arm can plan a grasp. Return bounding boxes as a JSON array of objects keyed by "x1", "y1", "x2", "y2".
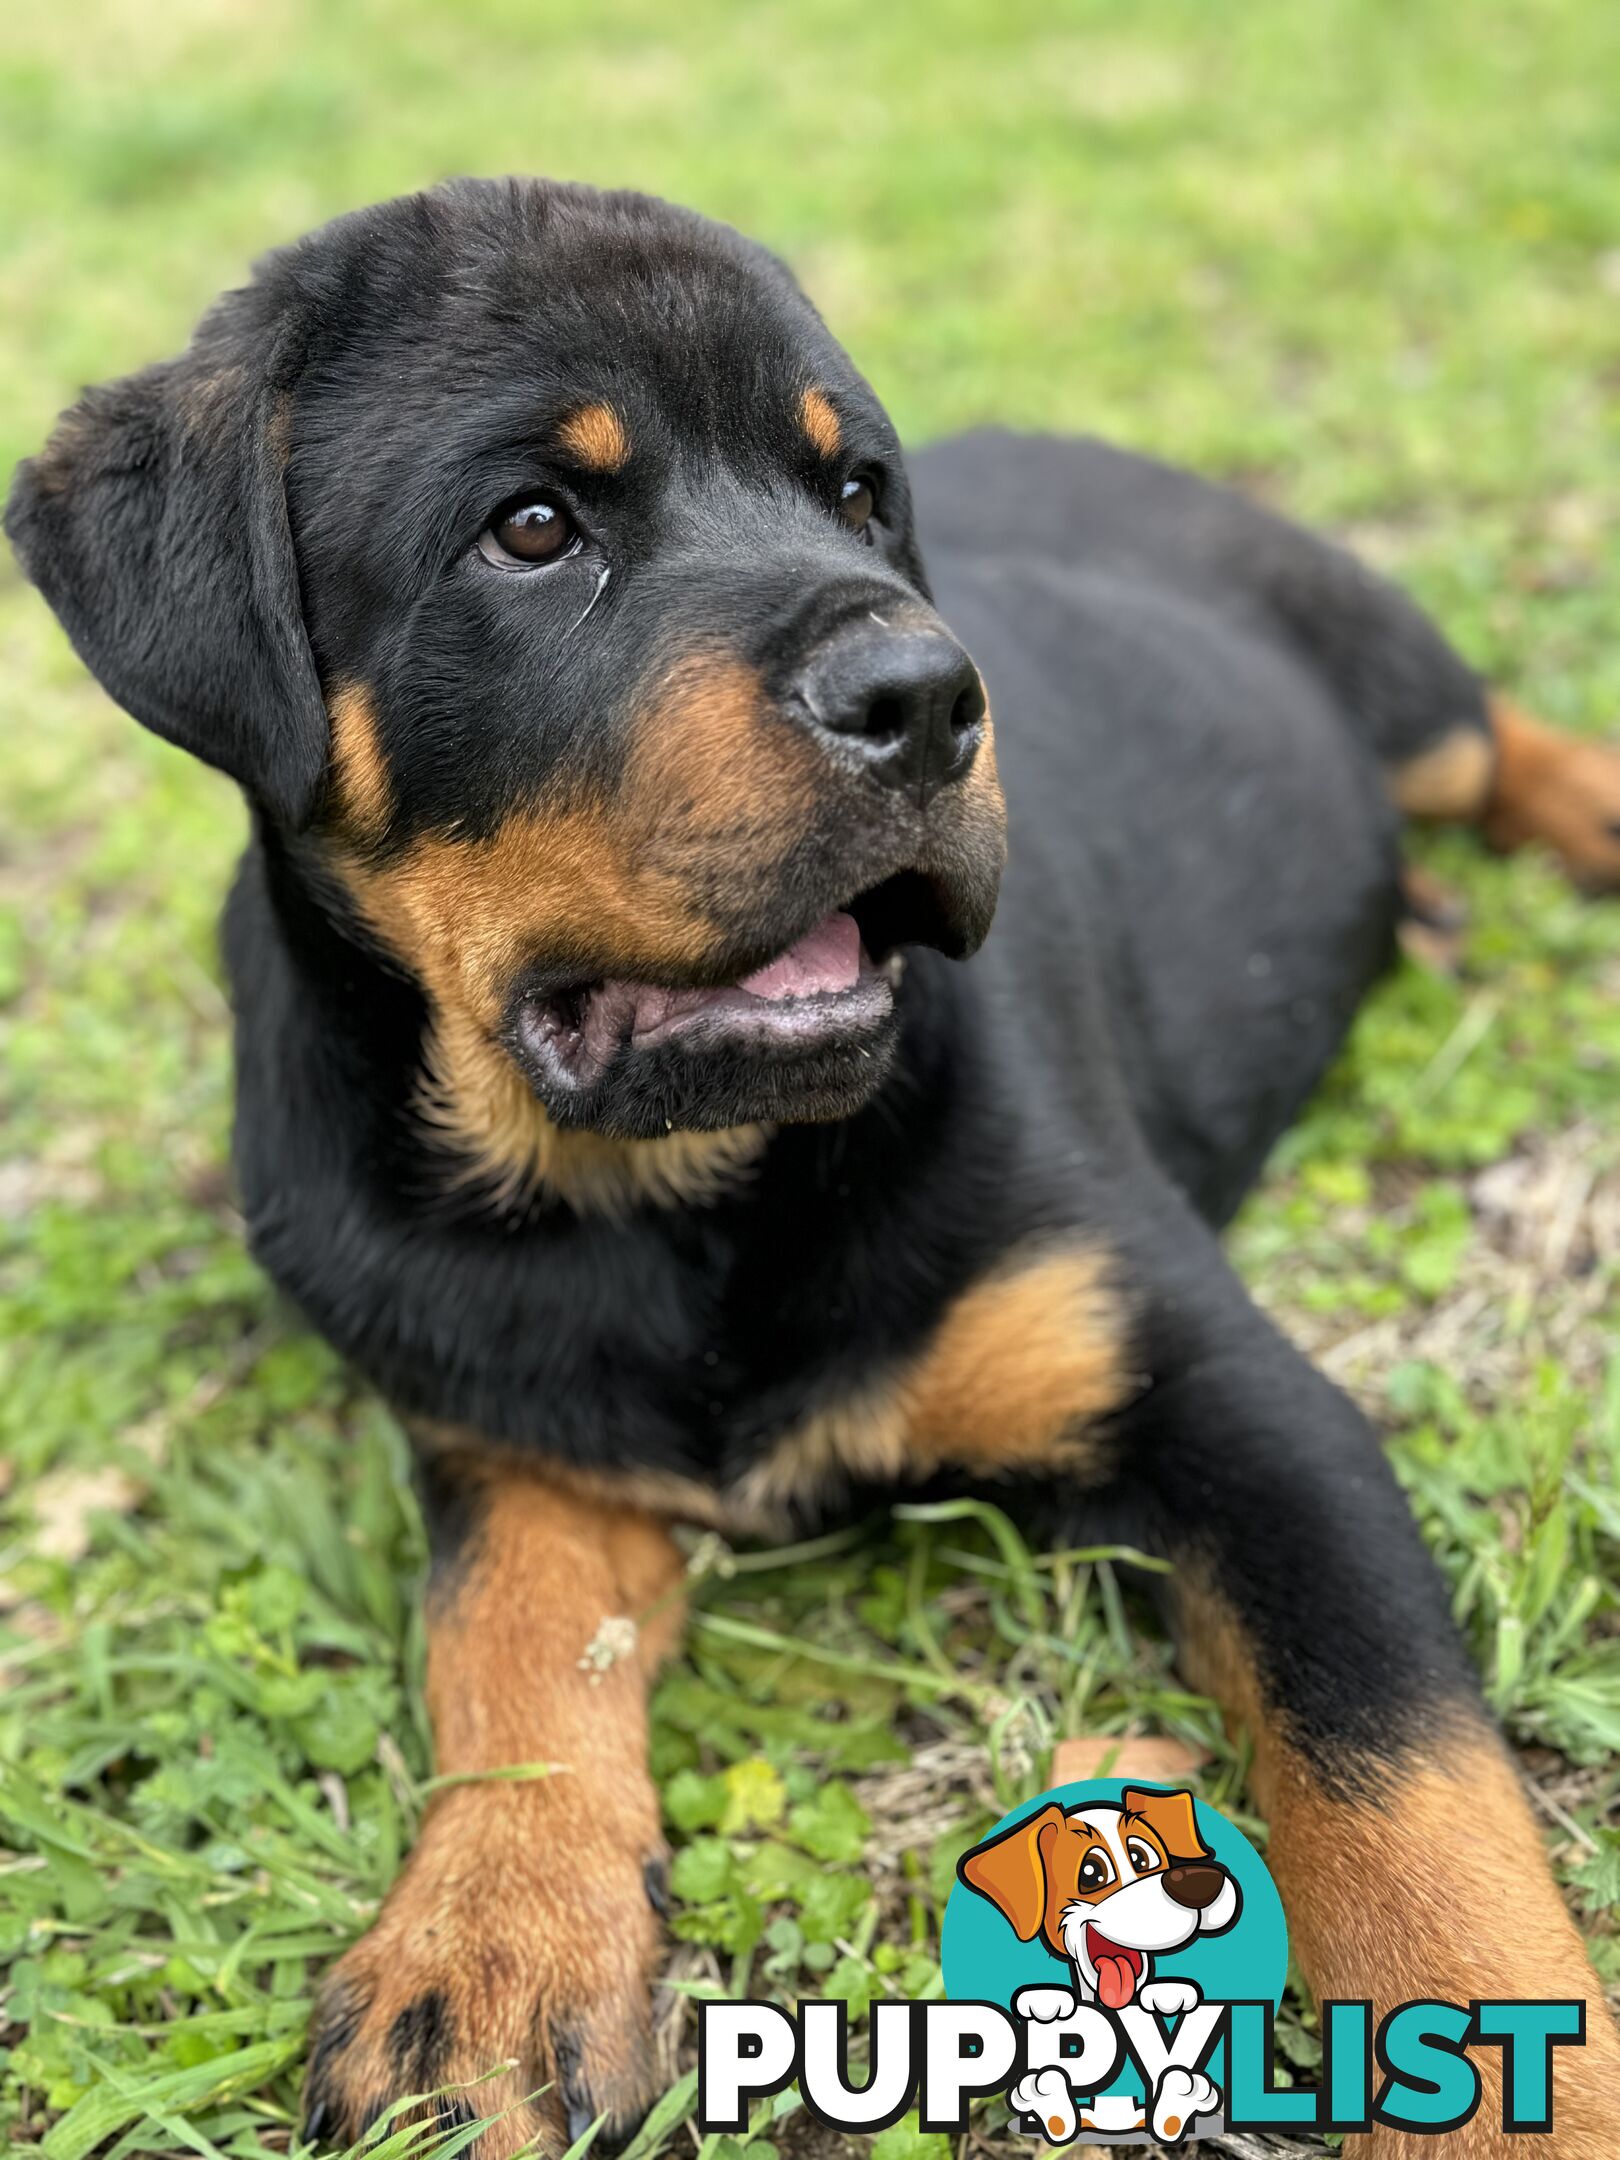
[
  {"x1": 642, "y1": 1855, "x2": 672, "y2": 1917},
  {"x1": 566, "y1": 2097, "x2": 599, "y2": 2145}
]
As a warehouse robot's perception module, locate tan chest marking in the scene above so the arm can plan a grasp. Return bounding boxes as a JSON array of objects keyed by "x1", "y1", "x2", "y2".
[
  {"x1": 733, "y1": 1243, "x2": 1136, "y2": 1523},
  {"x1": 411, "y1": 1246, "x2": 1132, "y2": 1543}
]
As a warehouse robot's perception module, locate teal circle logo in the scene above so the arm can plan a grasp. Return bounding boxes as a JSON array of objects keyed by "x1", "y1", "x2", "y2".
[{"x1": 942, "y1": 1781, "x2": 1287, "y2": 2139}]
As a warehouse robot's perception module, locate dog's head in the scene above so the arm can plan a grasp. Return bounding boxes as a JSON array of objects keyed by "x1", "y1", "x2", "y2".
[
  {"x1": 958, "y1": 1786, "x2": 1240, "y2": 2009},
  {"x1": 6, "y1": 180, "x2": 1006, "y2": 1161}
]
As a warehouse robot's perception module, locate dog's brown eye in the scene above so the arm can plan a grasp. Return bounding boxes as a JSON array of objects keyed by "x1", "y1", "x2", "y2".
[
  {"x1": 479, "y1": 497, "x2": 579, "y2": 568},
  {"x1": 838, "y1": 474, "x2": 876, "y2": 537},
  {"x1": 1126, "y1": 1839, "x2": 1161, "y2": 1875},
  {"x1": 1077, "y1": 1849, "x2": 1115, "y2": 1893}
]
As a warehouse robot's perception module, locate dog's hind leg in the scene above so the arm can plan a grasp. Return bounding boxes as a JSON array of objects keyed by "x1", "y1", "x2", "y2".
[
  {"x1": 301, "y1": 1452, "x2": 685, "y2": 2158},
  {"x1": 1392, "y1": 696, "x2": 1620, "y2": 894},
  {"x1": 1166, "y1": 461, "x2": 1620, "y2": 893},
  {"x1": 1121, "y1": 1253, "x2": 1620, "y2": 2156}
]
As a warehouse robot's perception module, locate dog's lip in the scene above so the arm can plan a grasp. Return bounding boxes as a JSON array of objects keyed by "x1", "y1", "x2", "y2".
[{"x1": 516, "y1": 908, "x2": 905, "y2": 1092}]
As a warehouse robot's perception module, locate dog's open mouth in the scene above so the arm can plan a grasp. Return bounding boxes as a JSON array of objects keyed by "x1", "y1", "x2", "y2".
[
  {"x1": 517, "y1": 871, "x2": 948, "y2": 1094},
  {"x1": 1085, "y1": 1926, "x2": 1145, "y2": 2010}
]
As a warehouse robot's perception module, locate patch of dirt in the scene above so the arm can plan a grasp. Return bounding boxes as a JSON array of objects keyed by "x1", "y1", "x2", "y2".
[{"x1": 1270, "y1": 1123, "x2": 1618, "y2": 1408}]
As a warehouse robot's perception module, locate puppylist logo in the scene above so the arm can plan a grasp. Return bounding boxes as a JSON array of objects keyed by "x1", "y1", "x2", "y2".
[
  {"x1": 697, "y1": 1780, "x2": 1590, "y2": 2146},
  {"x1": 950, "y1": 1781, "x2": 1256, "y2": 2142}
]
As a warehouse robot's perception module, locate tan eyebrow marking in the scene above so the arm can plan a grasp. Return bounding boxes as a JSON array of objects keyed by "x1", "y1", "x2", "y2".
[
  {"x1": 555, "y1": 403, "x2": 631, "y2": 473},
  {"x1": 799, "y1": 386, "x2": 842, "y2": 459}
]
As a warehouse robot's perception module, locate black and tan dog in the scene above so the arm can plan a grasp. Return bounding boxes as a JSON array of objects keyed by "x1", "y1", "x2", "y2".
[{"x1": 10, "y1": 179, "x2": 1620, "y2": 2156}]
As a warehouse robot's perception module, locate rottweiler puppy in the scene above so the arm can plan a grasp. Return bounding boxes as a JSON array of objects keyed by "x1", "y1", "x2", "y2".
[{"x1": 10, "y1": 178, "x2": 1620, "y2": 2156}]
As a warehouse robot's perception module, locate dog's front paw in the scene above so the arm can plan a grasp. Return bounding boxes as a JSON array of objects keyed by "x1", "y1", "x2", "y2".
[
  {"x1": 1010, "y1": 2066, "x2": 1079, "y2": 2143},
  {"x1": 1011, "y1": 1983, "x2": 1078, "y2": 2023},
  {"x1": 1150, "y1": 2065, "x2": 1219, "y2": 2144},
  {"x1": 302, "y1": 1797, "x2": 666, "y2": 2157},
  {"x1": 1137, "y1": 1977, "x2": 1202, "y2": 2018}
]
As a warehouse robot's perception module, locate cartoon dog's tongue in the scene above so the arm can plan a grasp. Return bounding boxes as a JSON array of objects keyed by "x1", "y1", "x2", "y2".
[{"x1": 1086, "y1": 1928, "x2": 1143, "y2": 2009}]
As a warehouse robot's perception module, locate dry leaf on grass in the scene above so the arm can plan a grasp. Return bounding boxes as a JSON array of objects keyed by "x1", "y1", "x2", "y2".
[{"x1": 31, "y1": 1465, "x2": 144, "y2": 1561}]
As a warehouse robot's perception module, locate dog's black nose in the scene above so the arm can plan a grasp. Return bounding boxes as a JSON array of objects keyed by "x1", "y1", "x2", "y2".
[
  {"x1": 1163, "y1": 1863, "x2": 1226, "y2": 1911},
  {"x1": 793, "y1": 627, "x2": 985, "y2": 808}
]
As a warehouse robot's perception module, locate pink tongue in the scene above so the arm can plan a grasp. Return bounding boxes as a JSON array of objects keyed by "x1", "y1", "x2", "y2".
[
  {"x1": 1096, "y1": 1955, "x2": 1137, "y2": 2010},
  {"x1": 738, "y1": 911, "x2": 861, "y2": 1000}
]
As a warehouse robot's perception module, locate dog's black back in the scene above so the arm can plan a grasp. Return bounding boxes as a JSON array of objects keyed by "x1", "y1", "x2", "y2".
[{"x1": 915, "y1": 429, "x2": 1483, "y2": 1219}]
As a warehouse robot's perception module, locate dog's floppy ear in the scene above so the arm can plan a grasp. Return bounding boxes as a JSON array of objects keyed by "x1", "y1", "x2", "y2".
[
  {"x1": 1122, "y1": 1786, "x2": 1212, "y2": 1865},
  {"x1": 957, "y1": 1802, "x2": 1067, "y2": 1941},
  {"x1": 4, "y1": 307, "x2": 328, "y2": 827}
]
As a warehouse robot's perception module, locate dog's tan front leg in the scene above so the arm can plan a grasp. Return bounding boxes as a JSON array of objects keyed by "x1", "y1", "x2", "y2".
[{"x1": 303, "y1": 1461, "x2": 685, "y2": 2157}]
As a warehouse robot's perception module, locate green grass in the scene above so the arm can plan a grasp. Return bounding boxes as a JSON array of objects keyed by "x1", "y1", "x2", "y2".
[{"x1": 3, "y1": 1, "x2": 1619, "y2": 2154}]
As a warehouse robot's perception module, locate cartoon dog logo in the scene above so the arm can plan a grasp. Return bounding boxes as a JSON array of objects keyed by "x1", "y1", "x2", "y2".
[{"x1": 959, "y1": 1786, "x2": 1240, "y2": 2143}]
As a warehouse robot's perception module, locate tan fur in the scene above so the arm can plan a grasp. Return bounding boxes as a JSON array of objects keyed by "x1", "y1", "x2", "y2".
[
  {"x1": 929, "y1": 710, "x2": 1008, "y2": 895},
  {"x1": 265, "y1": 389, "x2": 293, "y2": 466},
  {"x1": 330, "y1": 653, "x2": 822, "y2": 1211},
  {"x1": 1482, "y1": 696, "x2": 1620, "y2": 891},
  {"x1": 326, "y1": 682, "x2": 393, "y2": 844},
  {"x1": 1391, "y1": 701, "x2": 1620, "y2": 894},
  {"x1": 1122, "y1": 1784, "x2": 1208, "y2": 1865},
  {"x1": 905, "y1": 1244, "x2": 1134, "y2": 1468},
  {"x1": 960, "y1": 1802, "x2": 1068, "y2": 1942},
  {"x1": 416, "y1": 1003, "x2": 768, "y2": 1214},
  {"x1": 338, "y1": 654, "x2": 814, "y2": 1026},
  {"x1": 410, "y1": 1242, "x2": 1127, "y2": 1539},
  {"x1": 734, "y1": 1243, "x2": 1134, "y2": 1520},
  {"x1": 1391, "y1": 727, "x2": 1494, "y2": 822},
  {"x1": 1175, "y1": 1575, "x2": 1620, "y2": 2156},
  {"x1": 798, "y1": 386, "x2": 842, "y2": 458},
  {"x1": 556, "y1": 401, "x2": 631, "y2": 472},
  {"x1": 342, "y1": 792, "x2": 714, "y2": 1025},
  {"x1": 307, "y1": 1467, "x2": 685, "y2": 2155}
]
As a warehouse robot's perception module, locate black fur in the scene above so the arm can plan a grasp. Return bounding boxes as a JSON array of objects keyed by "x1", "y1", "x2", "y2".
[
  {"x1": 9, "y1": 176, "x2": 1501, "y2": 1800},
  {"x1": 387, "y1": 1990, "x2": 454, "y2": 2091}
]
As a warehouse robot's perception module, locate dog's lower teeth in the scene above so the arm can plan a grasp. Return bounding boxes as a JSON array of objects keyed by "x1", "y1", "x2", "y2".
[{"x1": 883, "y1": 953, "x2": 906, "y2": 985}]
